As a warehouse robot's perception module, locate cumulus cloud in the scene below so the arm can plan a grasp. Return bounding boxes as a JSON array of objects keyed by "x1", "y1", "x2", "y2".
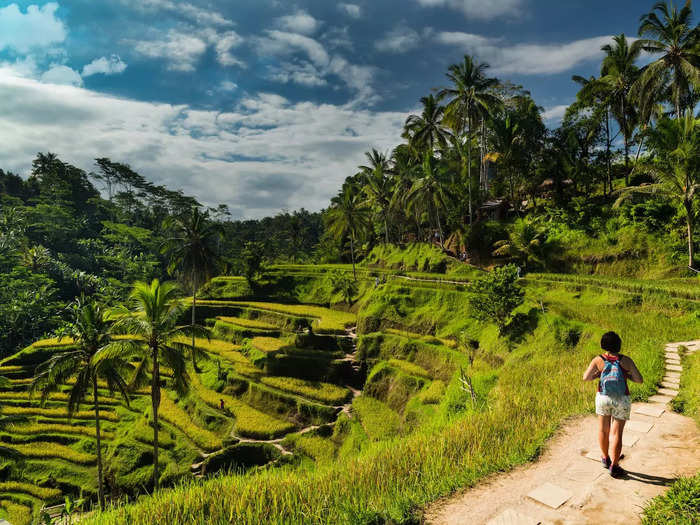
[
  {"x1": 132, "y1": 30, "x2": 207, "y2": 71},
  {"x1": 338, "y1": 4, "x2": 362, "y2": 18},
  {"x1": 256, "y1": 31, "x2": 330, "y2": 67},
  {"x1": 276, "y1": 10, "x2": 320, "y2": 35},
  {"x1": 435, "y1": 32, "x2": 615, "y2": 74},
  {"x1": 120, "y1": 0, "x2": 233, "y2": 27},
  {"x1": 375, "y1": 25, "x2": 421, "y2": 53},
  {"x1": 40, "y1": 64, "x2": 82, "y2": 86},
  {"x1": 415, "y1": 0, "x2": 522, "y2": 19},
  {"x1": 0, "y1": 2, "x2": 66, "y2": 54},
  {"x1": 82, "y1": 55, "x2": 127, "y2": 77},
  {"x1": 0, "y1": 67, "x2": 406, "y2": 218},
  {"x1": 214, "y1": 31, "x2": 244, "y2": 67}
]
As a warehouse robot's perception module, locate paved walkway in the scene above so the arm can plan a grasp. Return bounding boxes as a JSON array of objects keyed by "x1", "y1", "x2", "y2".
[{"x1": 426, "y1": 341, "x2": 700, "y2": 525}]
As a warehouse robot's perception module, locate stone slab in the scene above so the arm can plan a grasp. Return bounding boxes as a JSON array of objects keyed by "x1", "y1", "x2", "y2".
[
  {"x1": 527, "y1": 482, "x2": 572, "y2": 509},
  {"x1": 661, "y1": 381, "x2": 680, "y2": 389},
  {"x1": 486, "y1": 508, "x2": 540, "y2": 525},
  {"x1": 665, "y1": 352, "x2": 680, "y2": 358},
  {"x1": 665, "y1": 372, "x2": 681, "y2": 379},
  {"x1": 584, "y1": 449, "x2": 627, "y2": 462},
  {"x1": 622, "y1": 432, "x2": 640, "y2": 447},
  {"x1": 658, "y1": 388, "x2": 679, "y2": 397},
  {"x1": 667, "y1": 365, "x2": 683, "y2": 372},
  {"x1": 633, "y1": 404, "x2": 665, "y2": 418},
  {"x1": 627, "y1": 420, "x2": 654, "y2": 433},
  {"x1": 649, "y1": 394, "x2": 673, "y2": 404},
  {"x1": 564, "y1": 460, "x2": 605, "y2": 483},
  {"x1": 666, "y1": 359, "x2": 681, "y2": 366}
]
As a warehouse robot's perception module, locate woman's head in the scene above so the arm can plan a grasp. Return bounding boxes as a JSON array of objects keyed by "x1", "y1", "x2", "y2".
[{"x1": 601, "y1": 331, "x2": 622, "y2": 353}]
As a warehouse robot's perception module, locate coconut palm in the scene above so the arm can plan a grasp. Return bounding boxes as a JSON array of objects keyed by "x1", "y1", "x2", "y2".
[
  {"x1": 616, "y1": 112, "x2": 700, "y2": 269},
  {"x1": 408, "y1": 153, "x2": 452, "y2": 246},
  {"x1": 488, "y1": 113, "x2": 524, "y2": 202},
  {"x1": 636, "y1": 1, "x2": 700, "y2": 119},
  {"x1": 111, "y1": 280, "x2": 192, "y2": 490},
  {"x1": 31, "y1": 299, "x2": 132, "y2": 510},
  {"x1": 162, "y1": 207, "x2": 220, "y2": 371},
  {"x1": 360, "y1": 150, "x2": 393, "y2": 244},
  {"x1": 326, "y1": 185, "x2": 370, "y2": 280},
  {"x1": 389, "y1": 145, "x2": 422, "y2": 240},
  {"x1": 601, "y1": 34, "x2": 643, "y2": 185},
  {"x1": 492, "y1": 218, "x2": 546, "y2": 270},
  {"x1": 403, "y1": 95, "x2": 452, "y2": 154}
]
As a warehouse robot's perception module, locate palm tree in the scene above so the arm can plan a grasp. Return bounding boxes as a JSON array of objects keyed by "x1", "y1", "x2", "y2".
[
  {"x1": 489, "y1": 113, "x2": 524, "y2": 202},
  {"x1": 360, "y1": 150, "x2": 393, "y2": 244},
  {"x1": 492, "y1": 218, "x2": 546, "y2": 270},
  {"x1": 32, "y1": 299, "x2": 132, "y2": 511},
  {"x1": 601, "y1": 34, "x2": 642, "y2": 185},
  {"x1": 326, "y1": 184, "x2": 370, "y2": 280},
  {"x1": 408, "y1": 153, "x2": 452, "y2": 246},
  {"x1": 111, "y1": 280, "x2": 191, "y2": 490},
  {"x1": 439, "y1": 56, "x2": 501, "y2": 211},
  {"x1": 636, "y1": 1, "x2": 700, "y2": 119},
  {"x1": 389, "y1": 145, "x2": 422, "y2": 240},
  {"x1": 162, "y1": 207, "x2": 220, "y2": 371},
  {"x1": 615, "y1": 112, "x2": 700, "y2": 269},
  {"x1": 403, "y1": 95, "x2": 452, "y2": 154}
]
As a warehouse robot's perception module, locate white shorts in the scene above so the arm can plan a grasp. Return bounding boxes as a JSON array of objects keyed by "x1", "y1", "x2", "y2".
[{"x1": 595, "y1": 392, "x2": 631, "y2": 421}]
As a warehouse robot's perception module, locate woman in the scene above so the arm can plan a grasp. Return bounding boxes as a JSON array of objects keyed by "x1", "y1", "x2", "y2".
[{"x1": 582, "y1": 331, "x2": 643, "y2": 478}]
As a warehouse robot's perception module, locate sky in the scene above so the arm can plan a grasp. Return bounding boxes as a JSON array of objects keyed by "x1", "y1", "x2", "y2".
[{"x1": 0, "y1": 0, "x2": 658, "y2": 218}]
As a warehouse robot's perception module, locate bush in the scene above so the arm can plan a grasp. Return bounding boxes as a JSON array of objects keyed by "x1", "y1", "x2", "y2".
[
  {"x1": 642, "y1": 473, "x2": 700, "y2": 525},
  {"x1": 468, "y1": 265, "x2": 524, "y2": 332}
]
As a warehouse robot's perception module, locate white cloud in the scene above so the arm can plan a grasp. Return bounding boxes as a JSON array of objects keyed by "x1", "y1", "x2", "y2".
[
  {"x1": 415, "y1": 0, "x2": 522, "y2": 19},
  {"x1": 0, "y1": 66, "x2": 406, "y2": 218},
  {"x1": 120, "y1": 0, "x2": 233, "y2": 27},
  {"x1": 268, "y1": 62, "x2": 327, "y2": 87},
  {"x1": 82, "y1": 55, "x2": 127, "y2": 77},
  {"x1": 338, "y1": 4, "x2": 362, "y2": 18},
  {"x1": 132, "y1": 31, "x2": 207, "y2": 71},
  {"x1": 0, "y1": 2, "x2": 66, "y2": 54},
  {"x1": 375, "y1": 26, "x2": 421, "y2": 53},
  {"x1": 542, "y1": 104, "x2": 569, "y2": 123},
  {"x1": 255, "y1": 31, "x2": 330, "y2": 67},
  {"x1": 435, "y1": 32, "x2": 614, "y2": 75},
  {"x1": 276, "y1": 10, "x2": 320, "y2": 36},
  {"x1": 40, "y1": 64, "x2": 82, "y2": 86},
  {"x1": 219, "y1": 80, "x2": 238, "y2": 92},
  {"x1": 214, "y1": 31, "x2": 244, "y2": 67}
]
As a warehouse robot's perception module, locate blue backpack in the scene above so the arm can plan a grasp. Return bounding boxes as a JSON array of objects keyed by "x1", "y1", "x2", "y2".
[{"x1": 600, "y1": 355, "x2": 627, "y2": 396}]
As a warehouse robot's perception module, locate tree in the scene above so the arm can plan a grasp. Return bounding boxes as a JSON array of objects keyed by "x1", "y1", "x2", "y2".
[
  {"x1": 408, "y1": 153, "x2": 452, "y2": 246},
  {"x1": 111, "y1": 280, "x2": 191, "y2": 491},
  {"x1": 403, "y1": 95, "x2": 451, "y2": 153},
  {"x1": 162, "y1": 207, "x2": 220, "y2": 370},
  {"x1": 328, "y1": 271, "x2": 358, "y2": 305},
  {"x1": 616, "y1": 112, "x2": 700, "y2": 268},
  {"x1": 636, "y1": 1, "x2": 700, "y2": 119},
  {"x1": 488, "y1": 113, "x2": 524, "y2": 202},
  {"x1": 360, "y1": 150, "x2": 393, "y2": 244},
  {"x1": 439, "y1": 55, "x2": 502, "y2": 203},
  {"x1": 468, "y1": 264, "x2": 524, "y2": 333},
  {"x1": 326, "y1": 184, "x2": 370, "y2": 280},
  {"x1": 492, "y1": 218, "x2": 546, "y2": 270},
  {"x1": 601, "y1": 34, "x2": 642, "y2": 185},
  {"x1": 32, "y1": 299, "x2": 132, "y2": 510}
]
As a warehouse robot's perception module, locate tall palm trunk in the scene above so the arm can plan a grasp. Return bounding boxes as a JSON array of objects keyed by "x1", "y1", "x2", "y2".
[
  {"x1": 151, "y1": 344, "x2": 161, "y2": 491},
  {"x1": 480, "y1": 118, "x2": 486, "y2": 191},
  {"x1": 93, "y1": 375, "x2": 105, "y2": 511},
  {"x1": 467, "y1": 117, "x2": 473, "y2": 224},
  {"x1": 685, "y1": 200, "x2": 695, "y2": 269}
]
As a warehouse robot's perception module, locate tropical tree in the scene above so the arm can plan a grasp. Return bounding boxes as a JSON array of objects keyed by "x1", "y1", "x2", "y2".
[
  {"x1": 162, "y1": 207, "x2": 220, "y2": 370},
  {"x1": 360, "y1": 150, "x2": 393, "y2": 244},
  {"x1": 616, "y1": 112, "x2": 700, "y2": 269},
  {"x1": 327, "y1": 271, "x2": 358, "y2": 305},
  {"x1": 403, "y1": 95, "x2": 451, "y2": 153},
  {"x1": 32, "y1": 299, "x2": 132, "y2": 510},
  {"x1": 492, "y1": 218, "x2": 547, "y2": 270},
  {"x1": 389, "y1": 145, "x2": 422, "y2": 240},
  {"x1": 601, "y1": 34, "x2": 642, "y2": 185},
  {"x1": 408, "y1": 153, "x2": 452, "y2": 246},
  {"x1": 636, "y1": 1, "x2": 700, "y2": 119},
  {"x1": 326, "y1": 184, "x2": 370, "y2": 280},
  {"x1": 111, "y1": 280, "x2": 191, "y2": 490},
  {"x1": 488, "y1": 113, "x2": 524, "y2": 202},
  {"x1": 439, "y1": 55, "x2": 501, "y2": 200}
]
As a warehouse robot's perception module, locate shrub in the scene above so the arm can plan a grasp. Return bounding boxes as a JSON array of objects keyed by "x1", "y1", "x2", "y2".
[
  {"x1": 260, "y1": 377, "x2": 351, "y2": 405},
  {"x1": 468, "y1": 265, "x2": 524, "y2": 332},
  {"x1": 642, "y1": 473, "x2": 700, "y2": 525}
]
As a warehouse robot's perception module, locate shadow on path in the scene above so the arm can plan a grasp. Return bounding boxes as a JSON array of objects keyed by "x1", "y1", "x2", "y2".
[{"x1": 623, "y1": 470, "x2": 676, "y2": 487}]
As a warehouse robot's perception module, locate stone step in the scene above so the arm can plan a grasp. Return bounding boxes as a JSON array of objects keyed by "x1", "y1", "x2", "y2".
[
  {"x1": 665, "y1": 371, "x2": 681, "y2": 380},
  {"x1": 666, "y1": 359, "x2": 681, "y2": 366},
  {"x1": 633, "y1": 404, "x2": 665, "y2": 418},
  {"x1": 627, "y1": 420, "x2": 654, "y2": 433},
  {"x1": 658, "y1": 388, "x2": 679, "y2": 397},
  {"x1": 527, "y1": 482, "x2": 572, "y2": 509},
  {"x1": 666, "y1": 364, "x2": 683, "y2": 372},
  {"x1": 661, "y1": 381, "x2": 679, "y2": 389},
  {"x1": 648, "y1": 394, "x2": 673, "y2": 404}
]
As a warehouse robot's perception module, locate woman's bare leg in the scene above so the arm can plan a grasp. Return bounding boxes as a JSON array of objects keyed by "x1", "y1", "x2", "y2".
[
  {"x1": 610, "y1": 418, "x2": 626, "y2": 466},
  {"x1": 598, "y1": 415, "x2": 611, "y2": 459}
]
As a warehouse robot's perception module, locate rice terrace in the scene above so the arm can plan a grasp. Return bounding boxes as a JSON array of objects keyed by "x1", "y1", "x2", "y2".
[{"x1": 1, "y1": 0, "x2": 700, "y2": 524}]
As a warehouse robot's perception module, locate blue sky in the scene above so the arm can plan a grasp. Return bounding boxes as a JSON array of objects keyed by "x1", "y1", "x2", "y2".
[{"x1": 0, "y1": 0, "x2": 662, "y2": 217}]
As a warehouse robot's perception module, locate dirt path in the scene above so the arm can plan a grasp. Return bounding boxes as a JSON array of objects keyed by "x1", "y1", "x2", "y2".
[{"x1": 425, "y1": 341, "x2": 700, "y2": 525}]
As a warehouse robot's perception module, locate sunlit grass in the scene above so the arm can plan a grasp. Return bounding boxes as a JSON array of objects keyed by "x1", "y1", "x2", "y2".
[
  {"x1": 260, "y1": 377, "x2": 351, "y2": 405},
  {"x1": 1, "y1": 405, "x2": 119, "y2": 422},
  {"x1": 158, "y1": 395, "x2": 221, "y2": 452},
  {"x1": 6, "y1": 442, "x2": 96, "y2": 465},
  {"x1": 0, "y1": 482, "x2": 61, "y2": 500}
]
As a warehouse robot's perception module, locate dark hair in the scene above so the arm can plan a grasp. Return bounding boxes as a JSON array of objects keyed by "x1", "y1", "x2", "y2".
[{"x1": 601, "y1": 331, "x2": 622, "y2": 353}]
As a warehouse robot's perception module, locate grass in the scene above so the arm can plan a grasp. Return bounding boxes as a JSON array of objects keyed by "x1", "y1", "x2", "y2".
[
  {"x1": 158, "y1": 395, "x2": 222, "y2": 452},
  {"x1": 1, "y1": 405, "x2": 119, "y2": 422},
  {"x1": 5, "y1": 442, "x2": 96, "y2": 464},
  {"x1": 0, "y1": 500, "x2": 33, "y2": 525},
  {"x1": 0, "y1": 482, "x2": 61, "y2": 501},
  {"x1": 260, "y1": 377, "x2": 351, "y2": 405},
  {"x1": 642, "y1": 473, "x2": 700, "y2": 525},
  {"x1": 353, "y1": 396, "x2": 402, "y2": 442},
  {"x1": 417, "y1": 380, "x2": 446, "y2": 405},
  {"x1": 190, "y1": 373, "x2": 295, "y2": 440},
  {"x1": 217, "y1": 317, "x2": 278, "y2": 330},
  {"x1": 7, "y1": 423, "x2": 114, "y2": 440},
  {"x1": 0, "y1": 391, "x2": 118, "y2": 405},
  {"x1": 250, "y1": 337, "x2": 288, "y2": 353},
  {"x1": 671, "y1": 350, "x2": 700, "y2": 425},
  {"x1": 387, "y1": 359, "x2": 431, "y2": 379}
]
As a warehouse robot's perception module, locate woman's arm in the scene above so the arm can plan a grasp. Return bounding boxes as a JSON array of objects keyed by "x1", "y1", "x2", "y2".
[
  {"x1": 582, "y1": 357, "x2": 601, "y2": 381},
  {"x1": 622, "y1": 356, "x2": 644, "y2": 384}
]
